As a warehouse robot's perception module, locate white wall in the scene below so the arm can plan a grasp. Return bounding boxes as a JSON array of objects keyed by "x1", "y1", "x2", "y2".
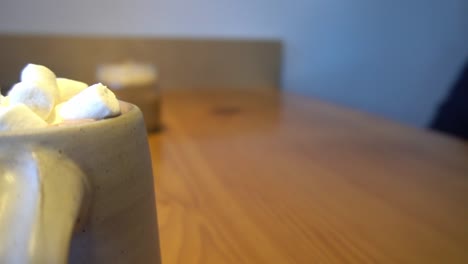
[{"x1": 1, "y1": 0, "x2": 467, "y2": 126}]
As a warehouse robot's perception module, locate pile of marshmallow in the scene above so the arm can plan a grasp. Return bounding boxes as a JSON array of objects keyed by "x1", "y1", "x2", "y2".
[{"x1": 0, "y1": 64, "x2": 121, "y2": 131}]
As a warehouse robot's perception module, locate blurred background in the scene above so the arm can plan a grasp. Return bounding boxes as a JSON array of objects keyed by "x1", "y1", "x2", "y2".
[{"x1": 0, "y1": 0, "x2": 467, "y2": 127}]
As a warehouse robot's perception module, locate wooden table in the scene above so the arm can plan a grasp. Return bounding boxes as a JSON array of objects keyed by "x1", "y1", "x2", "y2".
[{"x1": 148, "y1": 89, "x2": 468, "y2": 264}]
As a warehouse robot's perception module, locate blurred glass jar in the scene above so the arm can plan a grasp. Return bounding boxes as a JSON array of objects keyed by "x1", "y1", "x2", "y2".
[{"x1": 97, "y1": 62, "x2": 161, "y2": 132}]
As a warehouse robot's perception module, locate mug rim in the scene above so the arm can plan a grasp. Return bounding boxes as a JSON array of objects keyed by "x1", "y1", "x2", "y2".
[{"x1": 0, "y1": 101, "x2": 139, "y2": 137}]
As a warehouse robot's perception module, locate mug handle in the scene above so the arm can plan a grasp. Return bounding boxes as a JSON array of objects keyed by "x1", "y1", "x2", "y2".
[{"x1": 0, "y1": 146, "x2": 89, "y2": 264}]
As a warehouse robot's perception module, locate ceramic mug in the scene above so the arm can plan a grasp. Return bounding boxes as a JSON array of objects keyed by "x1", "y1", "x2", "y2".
[{"x1": 0, "y1": 102, "x2": 161, "y2": 263}]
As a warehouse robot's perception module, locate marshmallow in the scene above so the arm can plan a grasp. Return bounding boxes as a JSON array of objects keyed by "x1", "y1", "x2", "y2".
[
  {"x1": 57, "y1": 83, "x2": 120, "y2": 120},
  {"x1": 7, "y1": 64, "x2": 59, "y2": 120},
  {"x1": 8, "y1": 82, "x2": 56, "y2": 120},
  {"x1": 0, "y1": 104, "x2": 47, "y2": 131},
  {"x1": 45, "y1": 103, "x2": 63, "y2": 124},
  {"x1": 47, "y1": 104, "x2": 97, "y2": 126},
  {"x1": 0, "y1": 94, "x2": 8, "y2": 106},
  {"x1": 97, "y1": 62, "x2": 157, "y2": 89},
  {"x1": 56, "y1": 78, "x2": 88, "y2": 102},
  {"x1": 21, "y1": 64, "x2": 57, "y2": 86}
]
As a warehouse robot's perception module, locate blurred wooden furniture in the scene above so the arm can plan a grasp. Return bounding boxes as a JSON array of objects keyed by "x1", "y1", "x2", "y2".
[
  {"x1": 0, "y1": 34, "x2": 281, "y2": 93},
  {"x1": 149, "y1": 88, "x2": 468, "y2": 264}
]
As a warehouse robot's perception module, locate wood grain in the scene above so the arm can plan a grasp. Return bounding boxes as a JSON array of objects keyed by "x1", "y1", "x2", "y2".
[{"x1": 149, "y1": 89, "x2": 468, "y2": 264}]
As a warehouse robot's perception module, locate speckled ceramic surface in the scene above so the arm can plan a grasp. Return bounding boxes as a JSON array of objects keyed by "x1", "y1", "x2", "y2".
[{"x1": 0, "y1": 102, "x2": 161, "y2": 263}]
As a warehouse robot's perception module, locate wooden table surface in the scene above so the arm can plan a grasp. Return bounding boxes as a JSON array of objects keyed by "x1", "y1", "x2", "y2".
[{"x1": 148, "y1": 89, "x2": 468, "y2": 264}]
